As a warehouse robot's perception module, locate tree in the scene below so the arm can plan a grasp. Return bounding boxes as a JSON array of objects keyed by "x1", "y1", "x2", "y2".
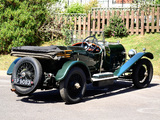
[{"x1": 0, "y1": 0, "x2": 57, "y2": 53}]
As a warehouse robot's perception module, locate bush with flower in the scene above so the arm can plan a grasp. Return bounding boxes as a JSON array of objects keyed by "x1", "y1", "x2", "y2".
[{"x1": 104, "y1": 15, "x2": 128, "y2": 38}]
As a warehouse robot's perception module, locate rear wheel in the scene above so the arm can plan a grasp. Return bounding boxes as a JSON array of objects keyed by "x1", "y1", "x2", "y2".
[
  {"x1": 12, "y1": 57, "x2": 42, "y2": 95},
  {"x1": 60, "y1": 67, "x2": 86, "y2": 104},
  {"x1": 132, "y1": 58, "x2": 153, "y2": 88}
]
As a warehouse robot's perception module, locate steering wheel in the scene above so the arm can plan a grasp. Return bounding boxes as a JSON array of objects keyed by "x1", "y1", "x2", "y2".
[{"x1": 81, "y1": 36, "x2": 98, "y2": 52}]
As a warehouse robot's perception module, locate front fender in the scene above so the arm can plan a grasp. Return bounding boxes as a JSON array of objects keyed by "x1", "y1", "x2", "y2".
[
  {"x1": 7, "y1": 57, "x2": 21, "y2": 75},
  {"x1": 114, "y1": 52, "x2": 153, "y2": 77},
  {"x1": 55, "y1": 60, "x2": 90, "y2": 81}
]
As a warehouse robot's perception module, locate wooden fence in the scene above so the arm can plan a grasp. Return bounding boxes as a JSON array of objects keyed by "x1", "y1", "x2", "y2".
[{"x1": 51, "y1": 7, "x2": 160, "y2": 38}]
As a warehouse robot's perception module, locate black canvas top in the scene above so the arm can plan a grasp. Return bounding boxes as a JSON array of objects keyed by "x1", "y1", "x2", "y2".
[{"x1": 12, "y1": 45, "x2": 63, "y2": 53}]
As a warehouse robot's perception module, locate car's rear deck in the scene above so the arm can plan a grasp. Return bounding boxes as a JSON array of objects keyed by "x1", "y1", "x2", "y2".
[{"x1": 11, "y1": 45, "x2": 85, "y2": 59}]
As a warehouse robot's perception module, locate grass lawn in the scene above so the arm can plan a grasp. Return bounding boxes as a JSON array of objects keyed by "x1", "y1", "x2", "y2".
[
  {"x1": 0, "y1": 54, "x2": 17, "y2": 71},
  {"x1": 0, "y1": 33, "x2": 160, "y2": 75},
  {"x1": 106, "y1": 33, "x2": 160, "y2": 75}
]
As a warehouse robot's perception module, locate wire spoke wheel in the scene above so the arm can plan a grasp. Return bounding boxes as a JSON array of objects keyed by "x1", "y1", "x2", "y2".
[
  {"x1": 12, "y1": 57, "x2": 42, "y2": 95},
  {"x1": 132, "y1": 58, "x2": 153, "y2": 88},
  {"x1": 17, "y1": 62, "x2": 35, "y2": 81}
]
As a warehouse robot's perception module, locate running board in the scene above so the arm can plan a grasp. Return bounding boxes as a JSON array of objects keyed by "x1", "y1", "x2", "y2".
[
  {"x1": 91, "y1": 72, "x2": 118, "y2": 82},
  {"x1": 92, "y1": 72, "x2": 114, "y2": 78},
  {"x1": 91, "y1": 72, "x2": 118, "y2": 87},
  {"x1": 91, "y1": 76, "x2": 118, "y2": 82}
]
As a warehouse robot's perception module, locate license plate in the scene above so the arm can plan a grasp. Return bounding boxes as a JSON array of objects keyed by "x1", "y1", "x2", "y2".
[{"x1": 13, "y1": 79, "x2": 32, "y2": 87}]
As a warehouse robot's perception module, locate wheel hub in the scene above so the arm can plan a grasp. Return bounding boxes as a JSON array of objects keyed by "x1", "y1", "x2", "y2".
[
  {"x1": 139, "y1": 70, "x2": 148, "y2": 83},
  {"x1": 74, "y1": 83, "x2": 81, "y2": 89},
  {"x1": 21, "y1": 72, "x2": 26, "y2": 78},
  {"x1": 140, "y1": 72, "x2": 148, "y2": 83},
  {"x1": 144, "y1": 72, "x2": 148, "y2": 77}
]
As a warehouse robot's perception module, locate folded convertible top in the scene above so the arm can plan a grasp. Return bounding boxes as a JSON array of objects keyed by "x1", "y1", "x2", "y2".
[
  {"x1": 11, "y1": 45, "x2": 85, "y2": 59},
  {"x1": 12, "y1": 45, "x2": 63, "y2": 53},
  {"x1": 11, "y1": 45, "x2": 66, "y2": 59}
]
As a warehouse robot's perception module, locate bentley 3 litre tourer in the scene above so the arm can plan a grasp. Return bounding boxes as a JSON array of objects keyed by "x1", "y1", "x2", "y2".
[{"x1": 7, "y1": 36, "x2": 153, "y2": 104}]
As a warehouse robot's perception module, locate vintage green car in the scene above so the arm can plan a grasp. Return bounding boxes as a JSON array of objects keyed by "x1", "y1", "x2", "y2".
[{"x1": 7, "y1": 36, "x2": 153, "y2": 104}]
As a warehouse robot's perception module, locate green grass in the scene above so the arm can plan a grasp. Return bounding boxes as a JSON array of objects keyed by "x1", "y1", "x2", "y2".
[
  {"x1": 0, "y1": 54, "x2": 17, "y2": 71},
  {"x1": 106, "y1": 33, "x2": 160, "y2": 75},
  {"x1": 1, "y1": 33, "x2": 160, "y2": 75}
]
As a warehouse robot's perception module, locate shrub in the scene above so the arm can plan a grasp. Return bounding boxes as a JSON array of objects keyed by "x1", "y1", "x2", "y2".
[
  {"x1": 66, "y1": 2, "x2": 85, "y2": 13},
  {"x1": 84, "y1": 0, "x2": 99, "y2": 14},
  {"x1": 65, "y1": 0, "x2": 99, "y2": 14},
  {"x1": 155, "y1": 0, "x2": 160, "y2": 4},
  {"x1": 104, "y1": 15, "x2": 128, "y2": 38},
  {"x1": 0, "y1": 0, "x2": 57, "y2": 54}
]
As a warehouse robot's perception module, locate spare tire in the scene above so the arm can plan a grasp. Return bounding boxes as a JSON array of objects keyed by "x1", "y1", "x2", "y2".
[{"x1": 11, "y1": 57, "x2": 42, "y2": 95}]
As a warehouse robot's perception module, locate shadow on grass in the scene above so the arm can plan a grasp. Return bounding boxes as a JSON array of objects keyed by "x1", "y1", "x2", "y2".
[{"x1": 20, "y1": 81, "x2": 159, "y2": 104}]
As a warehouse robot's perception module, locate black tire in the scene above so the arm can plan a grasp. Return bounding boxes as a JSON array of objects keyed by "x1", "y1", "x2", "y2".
[
  {"x1": 60, "y1": 67, "x2": 86, "y2": 104},
  {"x1": 132, "y1": 58, "x2": 153, "y2": 88},
  {"x1": 12, "y1": 57, "x2": 42, "y2": 95}
]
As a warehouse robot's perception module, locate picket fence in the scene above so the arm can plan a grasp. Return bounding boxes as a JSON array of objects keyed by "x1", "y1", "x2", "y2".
[{"x1": 52, "y1": 7, "x2": 160, "y2": 37}]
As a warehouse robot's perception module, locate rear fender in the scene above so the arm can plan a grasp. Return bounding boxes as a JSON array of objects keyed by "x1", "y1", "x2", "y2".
[
  {"x1": 7, "y1": 57, "x2": 21, "y2": 75},
  {"x1": 114, "y1": 52, "x2": 153, "y2": 77},
  {"x1": 55, "y1": 61, "x2": 91, "y2": 82}
]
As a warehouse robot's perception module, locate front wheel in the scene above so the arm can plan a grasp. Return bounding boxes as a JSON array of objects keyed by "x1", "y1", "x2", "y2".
[
  {"x1": 60, "y1": 67, "x2": 86, "y2": 104},
  {"x1": 132, "y1": 58, "x2": 153, "y2": 88}
]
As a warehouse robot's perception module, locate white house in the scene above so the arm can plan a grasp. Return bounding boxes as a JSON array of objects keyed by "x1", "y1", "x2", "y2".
[
  {"x1": 51, "y1": 0, "x2": 157, "y2": 13},
  {"x1": 68, "y1": 0, "x2": 133, "y2": 8},
  {"x1": 67, "y1": 0, "x2": 156, "y2": 8}
]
